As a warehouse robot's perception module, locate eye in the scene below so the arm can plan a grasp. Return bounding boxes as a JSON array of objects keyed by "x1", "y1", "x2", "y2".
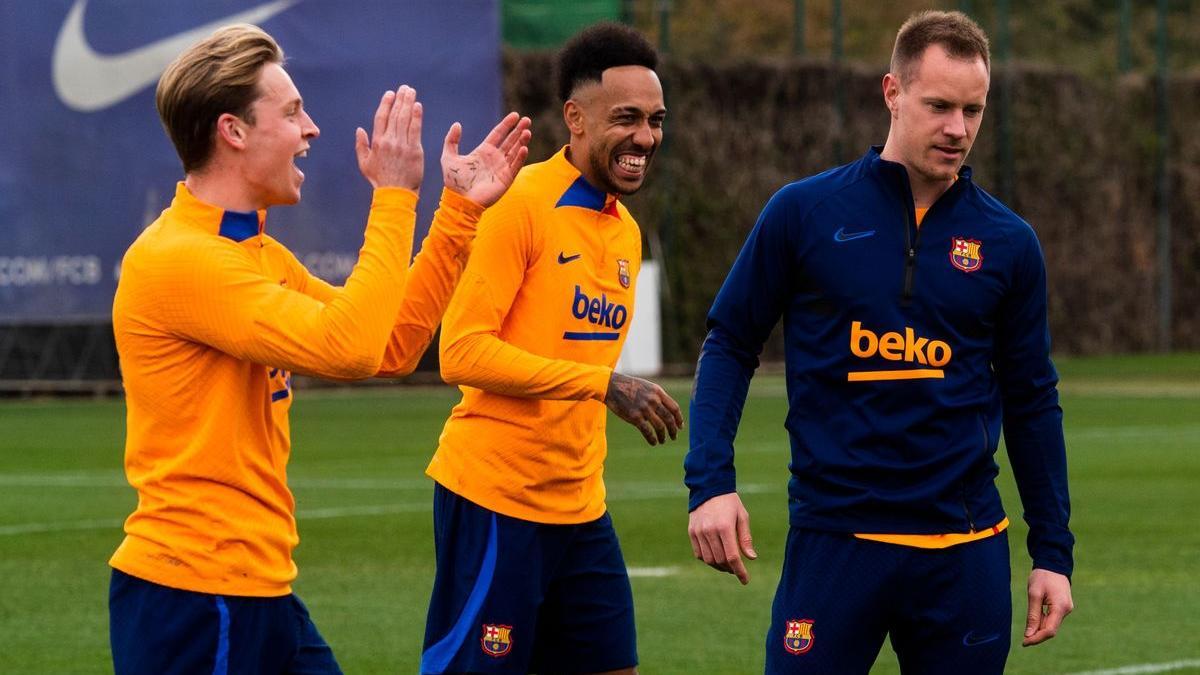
[{"x1": 650, "y1": 115, "x2": 666, "y2": 129}]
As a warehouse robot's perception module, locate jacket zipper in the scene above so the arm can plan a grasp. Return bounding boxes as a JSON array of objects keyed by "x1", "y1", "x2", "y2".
[
  {"x1": 961, "y1": 417, "x2": 988, "y2": 531},
  {"x1": 902, "y1": 206, "x2": 919, "y2": 304},
  {"x1": 960, "y1": 482, "x2": 978, "y2": 532}
]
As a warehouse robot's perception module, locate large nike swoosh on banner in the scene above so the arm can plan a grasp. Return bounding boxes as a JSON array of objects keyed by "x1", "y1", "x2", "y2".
[{"x1": 52, "y1": 0, "x2": 298, "y2": 112}]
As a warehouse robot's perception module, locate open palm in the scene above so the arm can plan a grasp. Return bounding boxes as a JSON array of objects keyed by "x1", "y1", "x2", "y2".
[{"x1": 440, "y1": 112, "x2": 532, "y2": 207}]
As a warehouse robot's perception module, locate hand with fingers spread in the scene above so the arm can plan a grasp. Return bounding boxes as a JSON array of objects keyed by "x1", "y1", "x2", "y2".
[
  {"x1": 605, "y1": 372, "x2": 683, "y2": 446},
  {"x1": 1022, "y1": 568, "x2": 1073, "y2": 646},
  {"x1": 441, "y1": 112, "x2": 533, "y2": 207},
  {"x1": 355, "y1": 85, "x2": 425, "y2": 190},
  {"x1": 688, "y1": 492, "x2": 757, "y2": 585}
]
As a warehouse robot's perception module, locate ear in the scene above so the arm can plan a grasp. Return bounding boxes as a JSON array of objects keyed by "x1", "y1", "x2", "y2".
[
  {"x1": 215, "y1": 112, "x2": 249, "y2": 150},
  {"x1": 882, "y1": 73, "x2": 901, "y2": 117},
  {"x1": 562, "y1": 99, "x2": 585, "y2": 136}
]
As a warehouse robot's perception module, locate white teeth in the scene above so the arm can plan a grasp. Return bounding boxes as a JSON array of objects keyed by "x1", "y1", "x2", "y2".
[{"x1": 617, "y1": 155, "x2": 646, "y2": 172}]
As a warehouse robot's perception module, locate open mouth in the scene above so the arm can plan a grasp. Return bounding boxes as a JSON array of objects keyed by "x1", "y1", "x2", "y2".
[
  {"x1": 614, "y1": 153, "x2": 647, "y2": 180},
  {"x1": 293, "y1": 147, "x2": 309, "y2": 180}
]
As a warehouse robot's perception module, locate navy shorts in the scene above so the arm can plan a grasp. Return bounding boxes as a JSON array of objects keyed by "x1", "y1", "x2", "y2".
[
  {"x1": 766, "y1": 529, "x2": 1011, "y2": 675},
  {"x1": 109, "y1": 569, "x2": 342, "y2": 675},
  {"x1": 421, "y1": 484, "x2": 637, "y2": 674}
]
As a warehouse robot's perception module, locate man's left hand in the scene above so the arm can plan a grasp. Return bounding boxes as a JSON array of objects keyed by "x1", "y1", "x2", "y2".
[
  {"x1": 441, "y1": 112, "x2": 532, "y2": 207},
  {"x1": 1023, "y1": 568, "x2": 1073, "y2": 646}
]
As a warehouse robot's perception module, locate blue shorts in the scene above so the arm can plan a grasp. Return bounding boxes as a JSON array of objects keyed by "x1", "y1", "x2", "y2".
[
  {"x1": 109, "y1": 569, "x2": 341, "y2": 675},
  {"x1": 766, "y1": 529, "x2": 1011, "y2": 675},
  {"x1": 421, "y1": 484, "x2": 637, "y2": 674}
]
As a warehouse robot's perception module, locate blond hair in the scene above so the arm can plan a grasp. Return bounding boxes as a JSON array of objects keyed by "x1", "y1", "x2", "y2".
[
  {"x1": 156, "y1": 24, "x2": 283, "y2": 172},
  {"x1": 891, "y1": 11, "x2": 990, "y2": 85}
]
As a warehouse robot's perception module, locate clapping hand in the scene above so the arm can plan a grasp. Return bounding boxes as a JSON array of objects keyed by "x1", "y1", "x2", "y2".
[
  {"x1": 441, "y1": 112, "x2": 532, "y2": 207},
  {"x1": 355, "y1": 85, "x2": 425, "y2": 191}
]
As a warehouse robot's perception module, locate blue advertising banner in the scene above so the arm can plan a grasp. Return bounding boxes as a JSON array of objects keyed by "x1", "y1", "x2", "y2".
[{"x1": 0, "y1": 0, "x2": 501, "y2": 322}]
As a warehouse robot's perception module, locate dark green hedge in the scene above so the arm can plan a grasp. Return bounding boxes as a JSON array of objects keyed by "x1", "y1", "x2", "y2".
[{"x1": 505, "y1": 52, "x2": 1199, "y2": 362}]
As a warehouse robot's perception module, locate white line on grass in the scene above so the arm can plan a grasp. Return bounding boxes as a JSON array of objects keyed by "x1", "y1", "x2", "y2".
[
  {"x1": 1066, "y1": 425, "x2": 1200, "y2": 441},
  {"x1": 0, "y1": 473, "x2": 126, "y2": 487},
  {"x1": 1066, "y1": 660, "x2": 1200, "y2": 675},
  {"x1": 0, "y1": 473, "x2": 431, "y2": 490},
  {"x1": 0, "y1": 517, "x2": 124, "y2": 536},
  {"x1": 0, "y1": 478, "x2": 775, "y2": 537},
  {"x1": 0, "y1": 474, "x2": 772, "y2": 499},
  {"x1": 297, "y1": 502, "x2": 429, "y2": 519},
  {"x1": 626, "y1": 566, "x2": 679, "y2": 578},
  {"x1": 0, "y1": 502, "x2": 428, "y2": 537}
]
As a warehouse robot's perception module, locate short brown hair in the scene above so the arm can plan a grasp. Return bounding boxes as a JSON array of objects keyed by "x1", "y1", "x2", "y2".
[
  {"x1": 156, "y1": 24, "x2": 283, "y2": 173},
  {"x1": 890, "y1": 11, "x2": 990, "y2": 85}
]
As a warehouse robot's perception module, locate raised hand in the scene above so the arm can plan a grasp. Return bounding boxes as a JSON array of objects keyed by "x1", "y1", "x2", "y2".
[
  {"x1": 441, "y1": 112, "x2": 532, "y2": 207},
  {"x1": 355, "y1": 85, "x2": 424, "y2": 190},
  {"x1": 605, "y1": 372, "x2": 683, "y2": 446}
]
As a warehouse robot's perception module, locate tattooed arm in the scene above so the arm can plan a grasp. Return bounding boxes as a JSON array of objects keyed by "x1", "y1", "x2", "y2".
[{"x1": 605, "y1": 372, "x2": 684, "y2": 446}]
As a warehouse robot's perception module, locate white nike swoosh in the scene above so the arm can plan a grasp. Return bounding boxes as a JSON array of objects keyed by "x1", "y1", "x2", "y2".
[{"x1": 52, "y1": 0, "x2": 298, "y2": 112}]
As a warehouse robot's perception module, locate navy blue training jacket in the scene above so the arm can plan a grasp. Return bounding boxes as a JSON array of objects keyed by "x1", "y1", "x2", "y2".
[{"x1": 686, "y1": 147, "x2": 1074, "y2": 577}]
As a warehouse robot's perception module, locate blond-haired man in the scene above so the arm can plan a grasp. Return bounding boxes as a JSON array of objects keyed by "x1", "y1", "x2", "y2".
[
  {"x1": 109, "y1": 24, "x2": 529, "y2": 674},
  {"x1": 687, "y1": 11, "x2": 1073, "y2": 673}
]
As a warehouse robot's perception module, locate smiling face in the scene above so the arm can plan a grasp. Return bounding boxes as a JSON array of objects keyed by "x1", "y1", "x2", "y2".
[
  {"x1": 564, "y1": 65, "x2": 665, "y2": 196},
  {"x1": 881, "y1": 43, "x2": 989, "y2": 199},
  {"x1": 236, "y1": 63, "x2": 320, "y2": 207}
]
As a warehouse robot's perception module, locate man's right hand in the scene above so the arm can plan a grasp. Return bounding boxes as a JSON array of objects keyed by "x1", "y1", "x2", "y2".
[
  {"x1": 355, "y1": 85, "x2": 424, "y2": 190},
  {"x1": 605, "y1": 372, "x2": 683, "y2": 446},
  {"x1": 688, "y1": 492, "x2": 757, "y2": 585}
]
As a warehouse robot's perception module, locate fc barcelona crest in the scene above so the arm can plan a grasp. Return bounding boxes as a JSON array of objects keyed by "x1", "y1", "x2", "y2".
[
  {"x1": 617, "y1": 259, "x2": 631, "y2": 288},
  {"x1": 950, "y1": 237, "x2": 983, "y2": 273},
  {"x1": 784, "y1": 619, "x2": 815, "y2": 655},
  {"x1": 481, "y1": 624, "x2": 513, "y2": 657}
]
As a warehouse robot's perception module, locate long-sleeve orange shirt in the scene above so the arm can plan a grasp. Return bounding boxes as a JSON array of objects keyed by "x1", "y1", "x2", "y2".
[
  {"x1": 111, "y1": 182, "x2": 482, "y2": 596},
  {"x1": 428, "y1": 148, "x2": 641, "y2": 525}
]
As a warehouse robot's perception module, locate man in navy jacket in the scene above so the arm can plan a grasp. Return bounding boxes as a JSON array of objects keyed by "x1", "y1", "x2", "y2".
[{"x1": 685, "y1": 10, "x2": 1073, "y2": 673}]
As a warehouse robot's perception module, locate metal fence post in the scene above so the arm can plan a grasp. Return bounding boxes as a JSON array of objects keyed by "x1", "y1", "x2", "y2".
[
  {"x1": 832, "y1": 0, "x2": 844, "y2": 164},
  {"x1": 996, "y1": 0, "x2": 1013, "y2": 206},
  {"x1": 1118, "y1": 0, "x2": 1132, "y2": 73},
  {"x1": 794, "y1": 0, "x2": 806, "y2": 56},
  {"x1": 1155, "y1": 0, "x2": 1172, "y2": 351}
]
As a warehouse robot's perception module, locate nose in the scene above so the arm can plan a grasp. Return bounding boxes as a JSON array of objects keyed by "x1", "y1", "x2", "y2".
[
  {"x1": 302, "y1": 110, "x2": 320, "y2": 140},
  {"x1": 944, "y1": 110, "x2": 966, "y2": 140},
  {"x1": 632, "y1": 119, "x2": 655, "y2": 149}
]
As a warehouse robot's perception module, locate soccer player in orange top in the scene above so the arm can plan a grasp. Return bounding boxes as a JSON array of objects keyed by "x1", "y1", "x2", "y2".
[
  {"x1": 420, "y1": 23, "x2": 680, "y2": 675},
  {"x1": 108, "y1": 24, "x2": 530, "y2": 675}
]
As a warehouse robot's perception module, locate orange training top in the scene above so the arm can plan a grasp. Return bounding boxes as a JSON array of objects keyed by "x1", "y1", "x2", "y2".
[
  {"x1": 111, "y1": 182, "x2": 482, "y2": 596},
  {"x1": 428, "y1": 148, "x2": 641, "y2": 524}
]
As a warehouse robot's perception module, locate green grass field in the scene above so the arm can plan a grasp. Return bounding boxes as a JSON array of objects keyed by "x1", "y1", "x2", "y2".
[{"x1": 1, "y1": 354, "x2": 1198, "y2": 673}]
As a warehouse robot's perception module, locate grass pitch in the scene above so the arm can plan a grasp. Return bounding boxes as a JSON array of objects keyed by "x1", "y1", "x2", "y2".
[{"x1": 1, "y1": 353, "x2": 1198, "y2": 673}]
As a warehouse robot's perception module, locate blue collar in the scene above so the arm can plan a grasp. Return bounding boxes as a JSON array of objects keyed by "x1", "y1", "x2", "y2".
[
  {"x1": 218, "y1": 210, "x2": 260, "y2": 242},
  {"x1": 556, "y1": 175, "x2": 609, "y2": 211}
]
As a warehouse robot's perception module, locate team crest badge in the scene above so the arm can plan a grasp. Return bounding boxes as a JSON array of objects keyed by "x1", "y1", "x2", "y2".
[
  {"x1": 784, "y1": 619, "x2": 815, "y2": 655},
  {"x1": 950, "y1": 237, "x2": 983, "y2": 273},
  {"x1": 481, "y1": 624, "x2": 512, "y2": 657},
  {"x1": 617, "y1": 259, "x2": 631, "y2": 288}
]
